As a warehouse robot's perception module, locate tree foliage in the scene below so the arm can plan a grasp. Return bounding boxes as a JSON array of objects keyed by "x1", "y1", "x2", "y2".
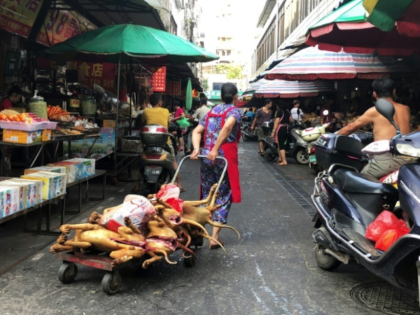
[{"x1": 215, "y1": 64, "x2": 244, "y2": 80}]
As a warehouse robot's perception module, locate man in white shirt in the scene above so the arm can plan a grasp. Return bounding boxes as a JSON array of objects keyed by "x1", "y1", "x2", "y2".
[
  {"x1": 291, "y1": 100, "x2": 303, "y2": 122},
  {"x1": 193, "y1": 97, "x2": 211, "y2": 122},
  {"x1": 186, "y1": 97, "x2": 211, "y2": 153}
]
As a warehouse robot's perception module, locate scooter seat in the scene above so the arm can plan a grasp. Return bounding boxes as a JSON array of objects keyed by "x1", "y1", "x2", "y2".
[{"x1": 334, "y1": 169, "x2": 398, "y2": 198}]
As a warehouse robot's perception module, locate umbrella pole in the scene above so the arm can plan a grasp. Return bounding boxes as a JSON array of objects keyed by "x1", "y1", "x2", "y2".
[
  {"x1": 129, "y1": 56, "x2": 132, "y2": 135},
  {"x1": 114, "y1": 54, "x2": 121, "y2": 178}
]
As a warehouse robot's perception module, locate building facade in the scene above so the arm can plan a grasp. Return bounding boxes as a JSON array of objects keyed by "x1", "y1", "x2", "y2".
[
  {"x1": 201, "y1": 0, "x2": 248, "y2": 95},
  {"x1": 250, "y1": 0, "x2": 341, "y2": 80}
]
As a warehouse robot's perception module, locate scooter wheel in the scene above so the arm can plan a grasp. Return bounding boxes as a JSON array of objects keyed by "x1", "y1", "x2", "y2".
[
  {"x1": 314, "y1": 245, "x2": 341, "y2": 271},
  {"x1": 265, "y1": 149, "x2": 275, "y2": 161},
  {"x1": 295, "y1": 149, "x2": 309, "y2": 165},
  {"x1": 242, "y1": 133, "x2": 250, "y2": 141}
]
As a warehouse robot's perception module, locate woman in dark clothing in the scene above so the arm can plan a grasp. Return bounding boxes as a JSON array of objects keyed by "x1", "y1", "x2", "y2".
[{"x1": 271, "y1": 103, "x2": 291, "y2": 166}]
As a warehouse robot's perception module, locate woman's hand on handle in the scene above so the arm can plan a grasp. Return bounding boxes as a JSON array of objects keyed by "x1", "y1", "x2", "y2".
[
  {"x1": 190, "y1": 148, "x2": 200, "y2": 160},
  {"x1": 207, "y1": 148, "x2": 219, "y2": 161}
]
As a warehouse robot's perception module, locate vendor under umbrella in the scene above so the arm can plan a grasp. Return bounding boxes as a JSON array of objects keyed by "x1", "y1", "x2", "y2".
[{"x1": 1, "y1": 86, "x2": 22, "y2": 111}]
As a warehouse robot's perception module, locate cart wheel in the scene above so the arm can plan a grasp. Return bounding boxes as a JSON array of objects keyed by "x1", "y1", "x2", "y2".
[
  {"x1": 183, "y1": 253, "x2": 197, "y2": 268},
  {"x1": 58, "y1": 262, "x2": 78, "y2": 284},
  {"x1": 102, "y1": 271, "x2": 121, "y2": 295}
]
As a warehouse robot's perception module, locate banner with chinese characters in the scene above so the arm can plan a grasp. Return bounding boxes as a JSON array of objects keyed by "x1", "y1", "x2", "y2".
[
  {"x1": 166, "y1": 81, "x2": 181, "y2": 96},
  {"x1": 0, "y1": 0, "x2": 44, "y2": 38},
  {"x1": 36, "y1": 0, "x2": 96, "y2": 47},
  {"x1": 147, "y1": 66, "x2": 166, "y2": 93},
  {"x1": 67, "y1": 61, "x2": 116, "y2": 91}
]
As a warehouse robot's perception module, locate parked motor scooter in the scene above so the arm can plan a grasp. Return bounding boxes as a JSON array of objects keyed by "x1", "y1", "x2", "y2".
[
  {"x1": 139, "y1": 124, "x2": 177, "y2": 193},
  {"x1": 241, "y1": 116, "x2": 259, "y2": 141},
  {"x1": 263, "y1": 120, "x2": 309, "y2": 165},
  {"x1": 311, "y1": 99, "x2": 420, "y2": 302},
  {"x1": 308, "y1": 110, "x2": 347, "y2": 171}
]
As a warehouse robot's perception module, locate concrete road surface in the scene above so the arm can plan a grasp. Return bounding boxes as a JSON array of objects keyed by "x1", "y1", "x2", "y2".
[{"x1": 0, "y1": 141, "x2": 391, "y2": 315}]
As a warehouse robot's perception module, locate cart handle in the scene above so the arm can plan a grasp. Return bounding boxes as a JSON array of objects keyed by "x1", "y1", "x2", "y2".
[{"x1": 171, "y1": 155, "x2": 228, "y2": 196}]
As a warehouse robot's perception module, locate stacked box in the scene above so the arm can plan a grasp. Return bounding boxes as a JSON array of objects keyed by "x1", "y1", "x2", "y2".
[
  {"x1": 24, "y1": 166, "x2": 67, "y2": 176},
  {"x1": 0, "y1": 180, "x2": 28, "y2": 211},
  {"x1": 5, "y1": 178, "x2": 43, "y2": 206},
  {"x1": 47, "y1": 161, "x2": 83, "y2": 183},
  {"x1": 0, "y1": 186, "x2": 20, "y2": 218},
  {"x1": 22, "y1": 171, "x2": 66, "y2": 200},
  {"x1": 67, "y1": 158, "x2": 96, "y2": 178}
]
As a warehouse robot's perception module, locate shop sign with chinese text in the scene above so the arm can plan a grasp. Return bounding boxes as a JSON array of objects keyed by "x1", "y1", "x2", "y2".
[
  {"x1": 0, "y1": 0, "x2": 44, "y2": 38},
  {"x1": 36, "y1": 0, "x2": 96, "y2": 46},
  {"x1": 148, "y1": 66, "x2": 166, "y2": 93},
  {"x1": 67, "y1": 61, "x2": 116, "y2": 91}
]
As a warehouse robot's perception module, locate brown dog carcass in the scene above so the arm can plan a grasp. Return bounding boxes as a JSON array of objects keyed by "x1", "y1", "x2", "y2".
[
  {"x1": 150, "y1": 183, "x2": 240, "y2": 250},
  {"x1": 49, "y1": 218, "x2": 153, "y2": 267}
]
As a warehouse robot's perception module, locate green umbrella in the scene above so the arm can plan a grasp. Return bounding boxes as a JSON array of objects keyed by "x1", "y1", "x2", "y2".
[
  {"x1": 40, "y1": 24, "x2": 219, "y2": 64},
  {"x1": 185, "y1": 79, "x2": 192, "y2": 113},
  {"x1": 363, "y1": 0, "x2": 415, "y2": 32}
]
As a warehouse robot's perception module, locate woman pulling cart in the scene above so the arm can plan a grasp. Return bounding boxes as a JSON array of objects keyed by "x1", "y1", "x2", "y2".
[{"x1": 191, "y1": 83, "x2": 242, "y2": 249}]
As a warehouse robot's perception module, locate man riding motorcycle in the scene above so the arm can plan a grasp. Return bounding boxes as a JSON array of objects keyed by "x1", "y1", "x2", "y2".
[{"x1": 337, "y1": 78, "x2": 413, "y2": 178}]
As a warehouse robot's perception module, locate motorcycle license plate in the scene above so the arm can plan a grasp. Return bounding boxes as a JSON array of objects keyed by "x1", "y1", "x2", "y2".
[
  {"x1": 145, "y1": 166, "x2": 163, "y2": 176},
  {"x1": 309, "y1": 155, "x2": 317, "y2": 163}
]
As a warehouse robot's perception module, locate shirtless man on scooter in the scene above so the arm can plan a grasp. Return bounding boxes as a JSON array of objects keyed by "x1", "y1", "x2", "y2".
[{"x1": 337, "y1": 78, "x2": 413, "y2": 179}]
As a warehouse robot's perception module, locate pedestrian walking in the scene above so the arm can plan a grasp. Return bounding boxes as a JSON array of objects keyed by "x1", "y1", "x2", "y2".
[
  {"x1": 272, "y1": 103, "x2": 292, "y2": 166},
  {"x1": 290, "y1": 100, "x2": 303, "y2": 122},
  {"x1": 250, "y1": 99, "x2": 273, "y2": 156},
  {"x1": 191, "y1": 83, "x2": 242, "y2": 249}
]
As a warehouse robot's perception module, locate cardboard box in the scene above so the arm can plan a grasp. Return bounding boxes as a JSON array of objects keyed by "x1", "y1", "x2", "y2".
[
  {"x1": 103, "y1": 120, "x2": 116, "y2": 128},
  {"x1": 48, "y1": 161, "x2": 82, "y2": 183},
  {"x1": 3, "y1": 130, "x2": 42, "y2": 144},
  {"x1": 8, "y1": 178, "x2": 43, "y2": 206},
  {"x1": 67, "y1": 158, "x2": 96, "y2": 178},
  {"x1": 24, "y1": 166, "x2": 66, "y2": 176},
  {"x1": 42, "y1": 129, "x2": 51, "y2": 141},
  {"x1": 0, "y1": 186, "x2": 20, "y2": 218},
  {"x1": 0, "y1": 180, "x2": 28, "y2": 211},
  {"x1": 22, "y1": 171, "x2": 66, "y2": 200}
]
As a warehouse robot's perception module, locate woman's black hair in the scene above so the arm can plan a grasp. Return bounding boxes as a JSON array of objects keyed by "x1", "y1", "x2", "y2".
[
  {"x1": 264, "y1": 98, "x2": 273, "y2": 106},
  {"x1": 221, "y1": 83, "x2": 238, "y2": 104},
  {"x1": 276, "y1": 102, "x2": 287, "y2": 111},
  {"x1": 173, "y1": 99, "x2": 180, "y2": 107},
  {"x1": 7, "y1": 86, "x2": 23, "y2": 97}
]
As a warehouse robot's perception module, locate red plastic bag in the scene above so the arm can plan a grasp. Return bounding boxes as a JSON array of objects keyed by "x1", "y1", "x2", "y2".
[
  {"x1": 375, "y1": 227, "x2": 410, "y2": 251},
  {"x1": 366, "y1": 211, "x2": 401, "y2": 242},
  {"x1": 156, "y1": 184, "x2": 183, "y2": 213}
]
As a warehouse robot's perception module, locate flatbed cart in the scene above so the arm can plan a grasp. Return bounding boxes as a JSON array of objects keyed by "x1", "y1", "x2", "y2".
[{"x1": 54, "y1": 155, "x2": 228, "y2": 295}]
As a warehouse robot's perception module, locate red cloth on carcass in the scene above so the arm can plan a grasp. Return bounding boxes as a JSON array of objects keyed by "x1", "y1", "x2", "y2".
[{"x1": 156, "y1": 184, "x2": 183, "y2": 212}]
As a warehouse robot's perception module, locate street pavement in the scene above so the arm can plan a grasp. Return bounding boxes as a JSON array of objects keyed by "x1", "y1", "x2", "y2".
[{"x1": 0, "y1": 140, "x2": 388, "y2": 315}]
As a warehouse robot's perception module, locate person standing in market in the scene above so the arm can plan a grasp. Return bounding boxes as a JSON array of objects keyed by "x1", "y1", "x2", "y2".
[
  {"x1": 184, "y1": 97, "x2": 211, "y2": 154},
  {"x1": 290, "y1": 100, "x2": 303, "y2": 122},
  {"x1": 1, "y1": 86, "x2": 22, "y2": 110},
  {"x1": 191, "y1": 83, "x2": 242, "y2": 249},
  {"x1": 272, "y1": 103, "x2": 292, "y2": 166},
  {"x1": 250, "y1": 99, "x2": 273, "y2": 156},
  {"x1": 172, "y1": 100, "x2": 186, "y2": 151}
]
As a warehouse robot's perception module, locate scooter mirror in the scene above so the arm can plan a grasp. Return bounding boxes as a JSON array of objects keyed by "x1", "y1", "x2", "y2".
[
  {"x1": 323, "y1": 110, "x2": 329, "y2": 116},
  {"x1": 375, "y1": 99, "x2": 400, "y2": 133}
]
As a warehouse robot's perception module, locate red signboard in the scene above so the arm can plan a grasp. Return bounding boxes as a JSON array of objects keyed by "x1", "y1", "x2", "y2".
[
  {"x1": 68, "y1": 61, "x2": 116, "y2": 91},
  {"x1": 147, "y1": 66, "x2": 166, "y2": 93},
  {"x1": 0, "y1": 0, "x2": 44, "y2": 38}
]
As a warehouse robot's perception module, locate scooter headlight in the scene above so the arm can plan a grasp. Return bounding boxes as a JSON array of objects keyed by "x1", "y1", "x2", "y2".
[{"x1": 396, "y1": 143, "x2": 420, "y2": 157}]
